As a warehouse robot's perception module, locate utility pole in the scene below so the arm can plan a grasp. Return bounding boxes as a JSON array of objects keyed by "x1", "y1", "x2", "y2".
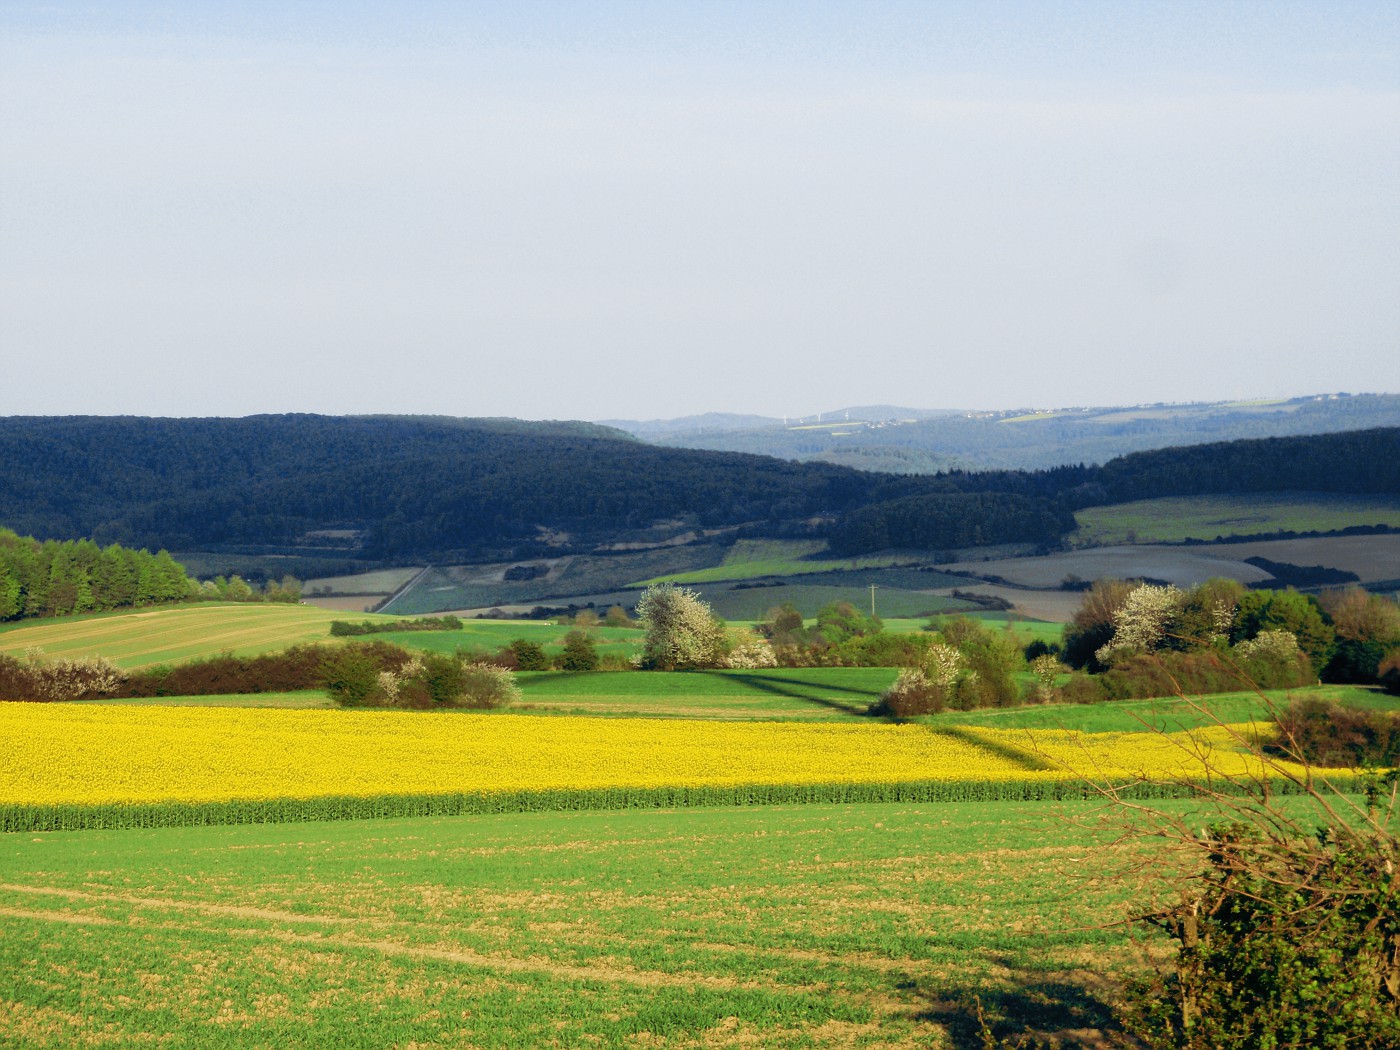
[{"x1": 870, "y1": 584, "x2": 878, "y2": 618}]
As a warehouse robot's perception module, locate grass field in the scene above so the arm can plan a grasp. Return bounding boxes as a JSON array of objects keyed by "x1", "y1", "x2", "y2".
[
  {"x1": 0, "y1": 605, "x2": 400, "y2": 669},
  {"x1": 73, "y1": 681, "x2": 1390, "y2": 734},
  {"x1": 694, "y1": 582, "x2": 975, "y2": 621},
  {"x1": 514, "y1": 668, "x2": 898, "y2": 718},
  {"x1": 0, "y1": 799, "x2": 1158, "y2": 1048},
  {"x1": 1072, "y1": 493, "x2": 1400, "y2": 546},
  {"x1": 383, "y1": 622, "x2": 644, "y2": 663},
  {"x1": 636, "y1": 539, "x2": 924, "y2": 586},
  {"x1": 0, "y1": 606, "x2": 1058, "y2": 676}
]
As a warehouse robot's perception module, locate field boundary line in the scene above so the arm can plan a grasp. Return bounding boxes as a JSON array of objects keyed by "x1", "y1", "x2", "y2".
[{"x1": 376, "y1": 565, "x2": 434, "y2": 616}]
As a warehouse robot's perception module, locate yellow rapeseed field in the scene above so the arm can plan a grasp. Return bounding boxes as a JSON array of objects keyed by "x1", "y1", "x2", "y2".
[
  {"x1": 0, "y1": 704, "x2": 1064, "y2": 807},
  {"x1": 0, "y1": 704, "x2": 1311, "y2": 814},
  {"x1": 966, "y1": 723, "x2": 1311, "y2": 783}
]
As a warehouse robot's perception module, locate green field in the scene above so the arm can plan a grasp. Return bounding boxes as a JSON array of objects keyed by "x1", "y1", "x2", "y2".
[
  {"x1": 636, "y1": 539, "x2": 925, "y2": 586},
  {"x1": 921, "y1": 684, "x2": 1389, "y2": 733},
  {"x1": 72, "y1": 676, "x2": 1386, "y2": 733},
  {"x1": 513, "y1": 667, "x2": 899, "y2": 719},
  {"x1": 0, "y1": 604, "x2": 400, "y2": 669},
  {"x1": 1071, "y1": 493, "x2": 1400, "y2": 546},
  {"x1": 0, "y1": 606, "x2": 1061, "y2": 676},
  {"x1": 0, "y1": 799, "x2": 1158, "y2": 1048},
  {"x1": 513, "y1": 675, "x2": 1383, "y2": 727},
  {"x1": 375, "y1": 621, "x2": 645, "y2": 663},
  {"x1": 693, "y1": 582, "x2": 975, "y2": 621}
]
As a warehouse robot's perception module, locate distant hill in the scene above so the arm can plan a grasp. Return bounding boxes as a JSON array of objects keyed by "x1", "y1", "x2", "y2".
[
  {"x1": 615, "y1": 393, "x2": 1400, "y2": 472},
  {"x1": 0, "y1": 414, "x2": 932, "y2": 560},
  {"x1": 602, "y1": 406, "x2": 955, "y2": 439},
  {"x1": 1, "y1": 414, "x2": 1396, "y2": 566}
]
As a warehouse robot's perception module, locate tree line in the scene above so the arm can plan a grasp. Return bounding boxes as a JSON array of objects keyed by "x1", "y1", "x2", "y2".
[
  {"x1": 0, "y1": 530, "x2": 191, "y2": 620},
  {"x1": 0, "y1": 529, "x2": 302, "y2": 622}
]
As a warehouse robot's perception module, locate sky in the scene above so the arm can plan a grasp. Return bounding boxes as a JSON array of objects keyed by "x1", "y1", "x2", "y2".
[{"x1": 2, "y1": 1, "x2": 1397, "y2": 421}]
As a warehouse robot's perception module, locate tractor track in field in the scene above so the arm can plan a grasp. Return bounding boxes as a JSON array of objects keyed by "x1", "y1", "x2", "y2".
[{"x1": 0, "y1": 882, "x2": 922, "y2": 1013}]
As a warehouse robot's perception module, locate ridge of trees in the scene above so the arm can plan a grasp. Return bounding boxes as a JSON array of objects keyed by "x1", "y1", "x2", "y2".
[{"x1": 0, "y1": 415, "x2": 1395, "y2": 561}]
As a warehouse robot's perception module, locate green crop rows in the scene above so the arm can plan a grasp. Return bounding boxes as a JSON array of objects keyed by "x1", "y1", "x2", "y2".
[{"x1": 0, "y1": 799, "x2": 1209, "y2": 1047}]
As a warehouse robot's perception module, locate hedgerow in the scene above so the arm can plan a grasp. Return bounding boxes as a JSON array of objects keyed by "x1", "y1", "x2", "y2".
[{"x1": 0, "y1": 775, "x2": 1334, "y2": 834}]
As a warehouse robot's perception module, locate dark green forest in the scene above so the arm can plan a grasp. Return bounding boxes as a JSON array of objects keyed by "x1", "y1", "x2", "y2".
[{"x1": 1, "y1": 415, "x2": 1397, "y2": 562}]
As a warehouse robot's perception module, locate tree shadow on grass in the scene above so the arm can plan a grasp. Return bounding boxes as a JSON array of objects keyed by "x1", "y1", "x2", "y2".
[
  {"x1": 904, "y1": 966, "x2": 1124, "y2": 1049},
  {"x1": 691, "y1": 670, "x2": 877, "y2": 715}
]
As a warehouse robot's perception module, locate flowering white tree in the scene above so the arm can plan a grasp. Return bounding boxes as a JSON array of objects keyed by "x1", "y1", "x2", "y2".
[
  {"x1": 1096, "y1": 583, "x2": 1185, "y2": 664},
  {"x1": 635, "y1": 583, "x2": 724, "y2": 670}
]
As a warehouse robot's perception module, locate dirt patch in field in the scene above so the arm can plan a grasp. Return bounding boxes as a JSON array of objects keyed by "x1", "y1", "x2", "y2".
[
  {"x1": 926, "y1": 585, "x2": 1084, "y2": 623},
  {"x1": 945, "y1": 534, "x2": 1400, "y2": 595},
  {"x1": 672, "y1": 1017, "x2": 929, "y2": 1050},
  {"x1": 1193, "y1": 534, "x2": 1400, "y2": 582},
  {"x1": 300, "y1": 595, "x2": 389, "y2": 612},
  {"x1": 944, "y1": 546, "x2": 1273, "y2": 590}
]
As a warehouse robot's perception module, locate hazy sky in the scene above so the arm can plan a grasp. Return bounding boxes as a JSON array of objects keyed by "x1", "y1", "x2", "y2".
[{"x1": 2, "y1": 2, "x2": 1397, "y2": 421}]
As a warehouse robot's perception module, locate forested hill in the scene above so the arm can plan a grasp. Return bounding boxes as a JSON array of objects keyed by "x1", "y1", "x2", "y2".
[
  {"x1": 826, "y1": 427, "x2": 1400, "y2": 554},
  {"x1": 1, "y1": 416, "x2": 1396, "y2": 561},
  {"x1": 0, "y1": 415, "x2": 929, "y2": 557}
]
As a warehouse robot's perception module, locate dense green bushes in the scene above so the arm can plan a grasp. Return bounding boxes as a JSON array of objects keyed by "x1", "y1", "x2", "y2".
[
  {"x1": 1272, "y1": 698, "x2": 1400, "y2": 768},
  {"x1": 318, "y1": 646, "x2": 520, "y2": 709},
  {"x1": 869, "y1": 616, "x2": 1024, "y2": 716},
  {"x1": 1061, "y1": 580, "x2": 1400, "y2": 700},
  {"x1": 1096, "y1": 648, "x2": 1315, "y2": 701},
  {"x1": 0, "y1": 641, "x2": 520, "y2": 709},
  {"x1": 329, "y1": 615, "x2": 463, "y2": 636}
]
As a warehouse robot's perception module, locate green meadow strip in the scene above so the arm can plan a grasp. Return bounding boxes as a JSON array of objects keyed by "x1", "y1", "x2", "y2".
[{"x1": 0, "y1": 774, "x2": 1347, "y2": 833}]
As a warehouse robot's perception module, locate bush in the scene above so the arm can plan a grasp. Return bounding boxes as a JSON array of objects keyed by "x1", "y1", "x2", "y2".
[
  {"x1": 869, "y1": 668, "x2": 945, "y2": 717},
  {"x1": 1098, "y1": 648, "x2": 1313, "y2": 701},
  {"x1": 830, "y1": 631, "x2": 930, "y2": 667},
  {"x1": 126, "y1": 645, "x2": 334, "y2": 696},
  {"x1": 418, "y1": 652, "x2": 468, "y2": 705},
  {"x1": 1272, "y1": 698, "x2": 1400, "y2": 768},
  {"x1": 720, "y1": 629, "x2": 778, "y2": 669},
  {"x1": 557, "y1": 631, "x2": 599, "y2": 671},
  {"x1": 0, "y1": 652, "x2": 128, "y2": 701},
  {"x1": 455, "y1": 663, "x2": 521, "y2": 709},
  {"x1": 1382, "y1": 651, "x2": 1400, "y2": 695},
  {"x1": 330, "y1": 615, "x2": 463, "y2": 636},
  {"x1": 320, "y1": 644, "x2": 405, "y2": 706},
  {"x1": 506, "y1": 639, "x2": 551, "y2": 671},
  {"x1": 1055, "y1": 672, "x2": 1107, "y2": 704},
  {"x1": 1064, "y1": 666, "x2": 1400, "y2": 1049},
  {"x1": 1121, "y1": 814, "x2": 1400, "y2": 1048}
]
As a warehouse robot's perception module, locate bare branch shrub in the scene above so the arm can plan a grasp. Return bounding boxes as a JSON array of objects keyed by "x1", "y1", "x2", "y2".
[{"x1": 1037, "y1": 669, "x2": 1399, "y2": 1048}]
